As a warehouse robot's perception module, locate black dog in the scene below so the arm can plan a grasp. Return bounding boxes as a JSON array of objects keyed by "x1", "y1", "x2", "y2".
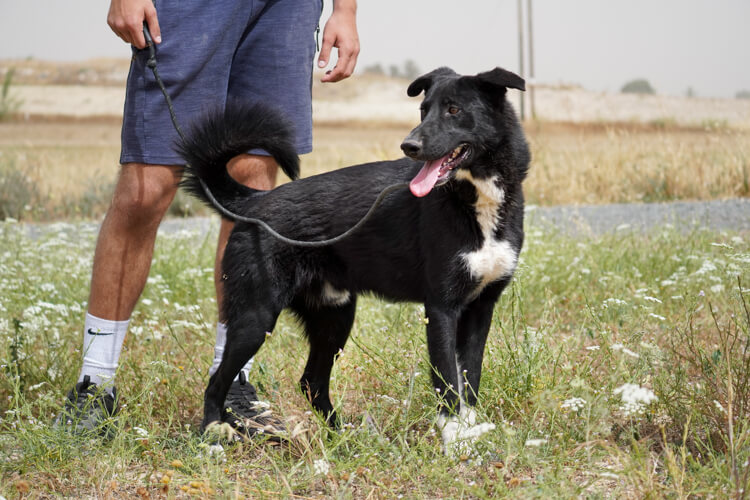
[{"x1": 180, "y1": 66, "x2": 530, "y2": 452}]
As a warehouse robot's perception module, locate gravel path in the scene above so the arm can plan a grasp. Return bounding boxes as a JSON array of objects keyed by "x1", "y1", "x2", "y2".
[
  {"x1": 527, "y1": 198, "x2": 750, "y2": 236},
  {"x1": 18, "y1": 198, "x2": 749, "y2": 239}
]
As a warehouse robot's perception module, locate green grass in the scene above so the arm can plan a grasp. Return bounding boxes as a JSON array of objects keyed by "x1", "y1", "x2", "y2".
[{"x1": 0, "y1": 219, "x2": 748, "y2": 498}]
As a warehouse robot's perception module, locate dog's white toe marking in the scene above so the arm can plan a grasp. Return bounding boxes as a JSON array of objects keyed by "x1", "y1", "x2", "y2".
[{"x1": 437, "y1": 407, "x2": 495, "y2": 457}]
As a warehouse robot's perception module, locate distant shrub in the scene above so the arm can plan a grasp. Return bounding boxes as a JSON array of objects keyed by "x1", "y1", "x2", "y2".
[
  {"x1": 69, "y1": 176, "x2": 115, "y2": 219},
  {"x1": 0, "y1": 68, "x2": 23, "y2": 120},
  {"x1": 387, "y1": 60, "x2": 422, "y2": 80},
  {"x1": 363, "y1": 63, "x2": 385, "y2": 75},
  {"x1": 736, "y1": 90, "x2": 750, "y2": 100},
  {"x1": 0, "y1": 160, "x2": 43, "y2": 220},
  {"x1": 168, "y1": 189, "x2": 210, "y2": 218},
  {"x1": 621, "y1": 79, "x2": 655, "y2": 95}
]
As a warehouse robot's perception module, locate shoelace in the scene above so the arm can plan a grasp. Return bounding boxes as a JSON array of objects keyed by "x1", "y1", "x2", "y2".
[{"x1": 225, "y1": 373, "x2": 259, "y2": 415}]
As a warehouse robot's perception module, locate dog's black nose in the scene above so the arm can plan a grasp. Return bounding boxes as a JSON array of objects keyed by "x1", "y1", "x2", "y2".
[{"x1": 400, "y1": 138, "x2": 422, "y2": 157}]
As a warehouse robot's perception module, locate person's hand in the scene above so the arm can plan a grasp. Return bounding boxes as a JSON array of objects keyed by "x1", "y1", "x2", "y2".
[
  {"x1": 107, "y1": 0, "x2": 161, "y2": 49},
  {"x1": 318, "y1": 1, "x2": 359, "y2": 83}
]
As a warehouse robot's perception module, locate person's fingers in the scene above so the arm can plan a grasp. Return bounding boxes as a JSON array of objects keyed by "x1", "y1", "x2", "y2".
[
  {"x1": 107, "y1": 6, "x2": 129, "y2": 44},
  {"x1": 343, "y1": 42, "x2": 360, "y2": 78},
  {"x1": 129, "y1": 22, "x2": 147, "y2": 49},
  {"x1": 144, "y1": 5, "x2": 162, "y2": 44},
  {"x1": 107, "y1": 0, "x2": 160, "y2": 48},
  {"x1": 321, "y1": 41, "x2": 359, "y2": 82},
  {"x1": 317, "y1": 33, "x2": 334, "y2": 70}
]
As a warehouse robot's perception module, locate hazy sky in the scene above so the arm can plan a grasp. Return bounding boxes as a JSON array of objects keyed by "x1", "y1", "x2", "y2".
[{"x1": 1, "y1": 0, "x2": 747, "y2": 98}]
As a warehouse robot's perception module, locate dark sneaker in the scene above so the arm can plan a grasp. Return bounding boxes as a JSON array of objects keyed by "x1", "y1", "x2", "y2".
[
  {"x1": 52, "y1": 375, "x2": 118, "y2": 438},
  {"x1": 222, "y1": 371, "x2": 286, "y2": 440}
]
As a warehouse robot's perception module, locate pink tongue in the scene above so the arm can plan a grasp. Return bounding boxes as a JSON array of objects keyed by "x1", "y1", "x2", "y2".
[{"x1": 409, "y1": 154, "x2": 450, "y2": 197}]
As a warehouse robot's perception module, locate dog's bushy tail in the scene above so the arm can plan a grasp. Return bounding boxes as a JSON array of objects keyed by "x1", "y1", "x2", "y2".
[{"x1": 177, "y1": 102, "x2": 300, "y2": 217}]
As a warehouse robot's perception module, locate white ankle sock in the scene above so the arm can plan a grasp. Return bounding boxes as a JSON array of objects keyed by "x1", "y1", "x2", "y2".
[
  {"x1": 78, "y1": 312, "x2": 129, "y2": 394},
  {"x1": 209, "y1": 322, "x2": 253, "y2": 381}
]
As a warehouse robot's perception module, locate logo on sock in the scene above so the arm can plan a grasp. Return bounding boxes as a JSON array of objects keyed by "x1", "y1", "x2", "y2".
[{"x1": 87, "y1": 328, "x2": 115, "y2": 336}]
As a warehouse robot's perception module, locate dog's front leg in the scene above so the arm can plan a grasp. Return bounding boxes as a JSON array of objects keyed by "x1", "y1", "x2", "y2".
[
  {"x1": 425, "y1": 303, "x2": 496, "y2": 456},
  {"x1": 456, "y1": 280, "x2": 507, "y2": 407},
  {"x1": 423, "y1": 305, "x2": 462, "y2": 414}
]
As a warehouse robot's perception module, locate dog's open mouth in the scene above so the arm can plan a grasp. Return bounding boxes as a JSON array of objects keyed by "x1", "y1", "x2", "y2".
[{"x1": 409, "y1": 144, "x2": 470, "y2": 197}]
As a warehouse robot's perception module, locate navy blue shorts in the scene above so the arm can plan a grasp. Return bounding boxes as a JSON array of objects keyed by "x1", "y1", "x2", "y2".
[{"x1": 121, "y1": 0, "x2": 322, "y2": 165}]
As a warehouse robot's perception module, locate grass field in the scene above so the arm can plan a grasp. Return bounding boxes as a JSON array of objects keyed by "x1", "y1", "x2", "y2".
[
  {"x1": 0, "y1": 217, "x2": 748, "y2": 498},
  {"x1": 1, "y1": 111, "x2": 749, "y2": 497}
]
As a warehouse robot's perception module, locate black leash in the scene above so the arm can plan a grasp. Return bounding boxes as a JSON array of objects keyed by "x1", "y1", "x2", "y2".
[{"x1": 142, "y1": 24, "x2": 408, "y2": 248}]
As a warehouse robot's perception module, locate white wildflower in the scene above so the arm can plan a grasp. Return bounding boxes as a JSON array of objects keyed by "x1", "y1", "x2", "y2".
[
  {"x1": 313, "y1": 459, "x2": 330, "y2": 476},
  {"x1": 614, "y1": 383, "x2": 658, "y2": 417},
  {"x1": 713, "y1": 400, "x2": 726, "y2": 414},
  {"x1": 643, "y1": 296, "x2": 662, "y2": 303},
  {"x1": 621, "y1": 348, "x2": 640, "y2": 359},
  {"x1": 561, "y1": 397, "x2": 586, "y2": 412},
  {"x1": 694, "y1": 260, "x2": 717, "y2": 275},
  {"x1": 602, "y1": 298, "x2": 627, "y2": 309}
]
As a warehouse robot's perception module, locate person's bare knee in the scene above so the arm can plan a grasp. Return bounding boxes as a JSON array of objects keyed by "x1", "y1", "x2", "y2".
[
  {"x1": 227, "y1": 154, "x2": 278, "y2": 190},
  {"x1": 109, "y1": 163, "x2": 182, "y2": 226}
]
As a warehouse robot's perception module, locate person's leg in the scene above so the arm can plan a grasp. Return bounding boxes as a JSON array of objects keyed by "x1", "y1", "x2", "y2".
[
  {"x1": 54, "y1": 163, "x2": 180, "y2": 434},
  {"x1": 80, "y1": 163, "x2": 181, "y2": 388},
  {"x1": 89, "y1": 164, "x2": 181, "y2": 320}
]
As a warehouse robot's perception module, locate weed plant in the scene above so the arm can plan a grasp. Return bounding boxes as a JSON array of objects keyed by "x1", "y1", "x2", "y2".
[
  {"x1": 0, "y1": 69, "x2": 22, "y2": 120},
  {"x1": 0, "y1": 218, "x2": 748, "y2": 497}
]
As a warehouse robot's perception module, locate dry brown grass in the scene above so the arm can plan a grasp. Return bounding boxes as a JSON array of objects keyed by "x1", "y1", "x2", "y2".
[
  {"x1": 0, "y1": 118, "x2": 747, "y2": 218},
  {"x1": 525, "y1": 122, "x2": 750, "y2": 205}
]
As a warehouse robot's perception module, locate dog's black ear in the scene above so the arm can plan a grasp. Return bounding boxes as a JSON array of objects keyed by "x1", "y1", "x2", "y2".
[
  {"x1": 473, "y1": 67, "x2": 526, "y2": 92},
  {"x1": 407, "y1": 67, "x2": 457, "y2": 97}
]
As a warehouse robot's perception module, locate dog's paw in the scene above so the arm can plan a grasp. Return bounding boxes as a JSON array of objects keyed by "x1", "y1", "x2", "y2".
[
  {"x1": 203, "y1": 420, "x2": 243, "y2": 442},
  {"x1": 437, "y1": 407, "x2": 496, "y2": 458}
]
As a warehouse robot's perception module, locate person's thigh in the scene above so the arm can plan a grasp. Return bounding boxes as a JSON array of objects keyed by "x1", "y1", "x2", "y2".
[
  {"x1": 120, "y1": 0, "x2": 260, "y2": 165},
  {"x1": 228, "y1": 0, "x2": 323, "y2": 155}
]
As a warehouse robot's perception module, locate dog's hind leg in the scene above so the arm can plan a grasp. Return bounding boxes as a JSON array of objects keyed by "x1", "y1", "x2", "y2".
[
  {"x1": 291, "y1": 293, "x2": 357, "y2": 428},
  {"x1": 201, "y1": 304, "x2": 280, "y2": 433}
]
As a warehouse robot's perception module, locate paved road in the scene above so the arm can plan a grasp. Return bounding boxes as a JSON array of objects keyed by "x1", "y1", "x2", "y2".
[{"x1": 18, "y1": 198, "x2": 750, "y2": 239}]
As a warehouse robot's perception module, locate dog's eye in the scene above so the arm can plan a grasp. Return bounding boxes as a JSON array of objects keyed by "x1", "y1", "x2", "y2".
[{"x1": 447, "y1": 105, "x2": 460, "y2": 115}]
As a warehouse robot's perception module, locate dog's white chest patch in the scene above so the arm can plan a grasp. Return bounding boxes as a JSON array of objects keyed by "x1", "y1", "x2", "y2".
[{"x1": 456, "y1": 171, "x2": 517, "y2": 293}]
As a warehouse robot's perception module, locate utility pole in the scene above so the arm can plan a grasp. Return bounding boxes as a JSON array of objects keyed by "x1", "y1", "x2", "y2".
[
  {"x1": 527, "y1": 0, "x2": 536, "y2": 119},
  {"x1": 516, "y1": 0, "x2": 525, "y2": 120}
]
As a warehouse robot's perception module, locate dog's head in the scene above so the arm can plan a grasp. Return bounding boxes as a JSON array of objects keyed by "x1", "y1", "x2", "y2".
[{"x1": 401, "y1": 67, "x2": 525, "y2": 197}]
